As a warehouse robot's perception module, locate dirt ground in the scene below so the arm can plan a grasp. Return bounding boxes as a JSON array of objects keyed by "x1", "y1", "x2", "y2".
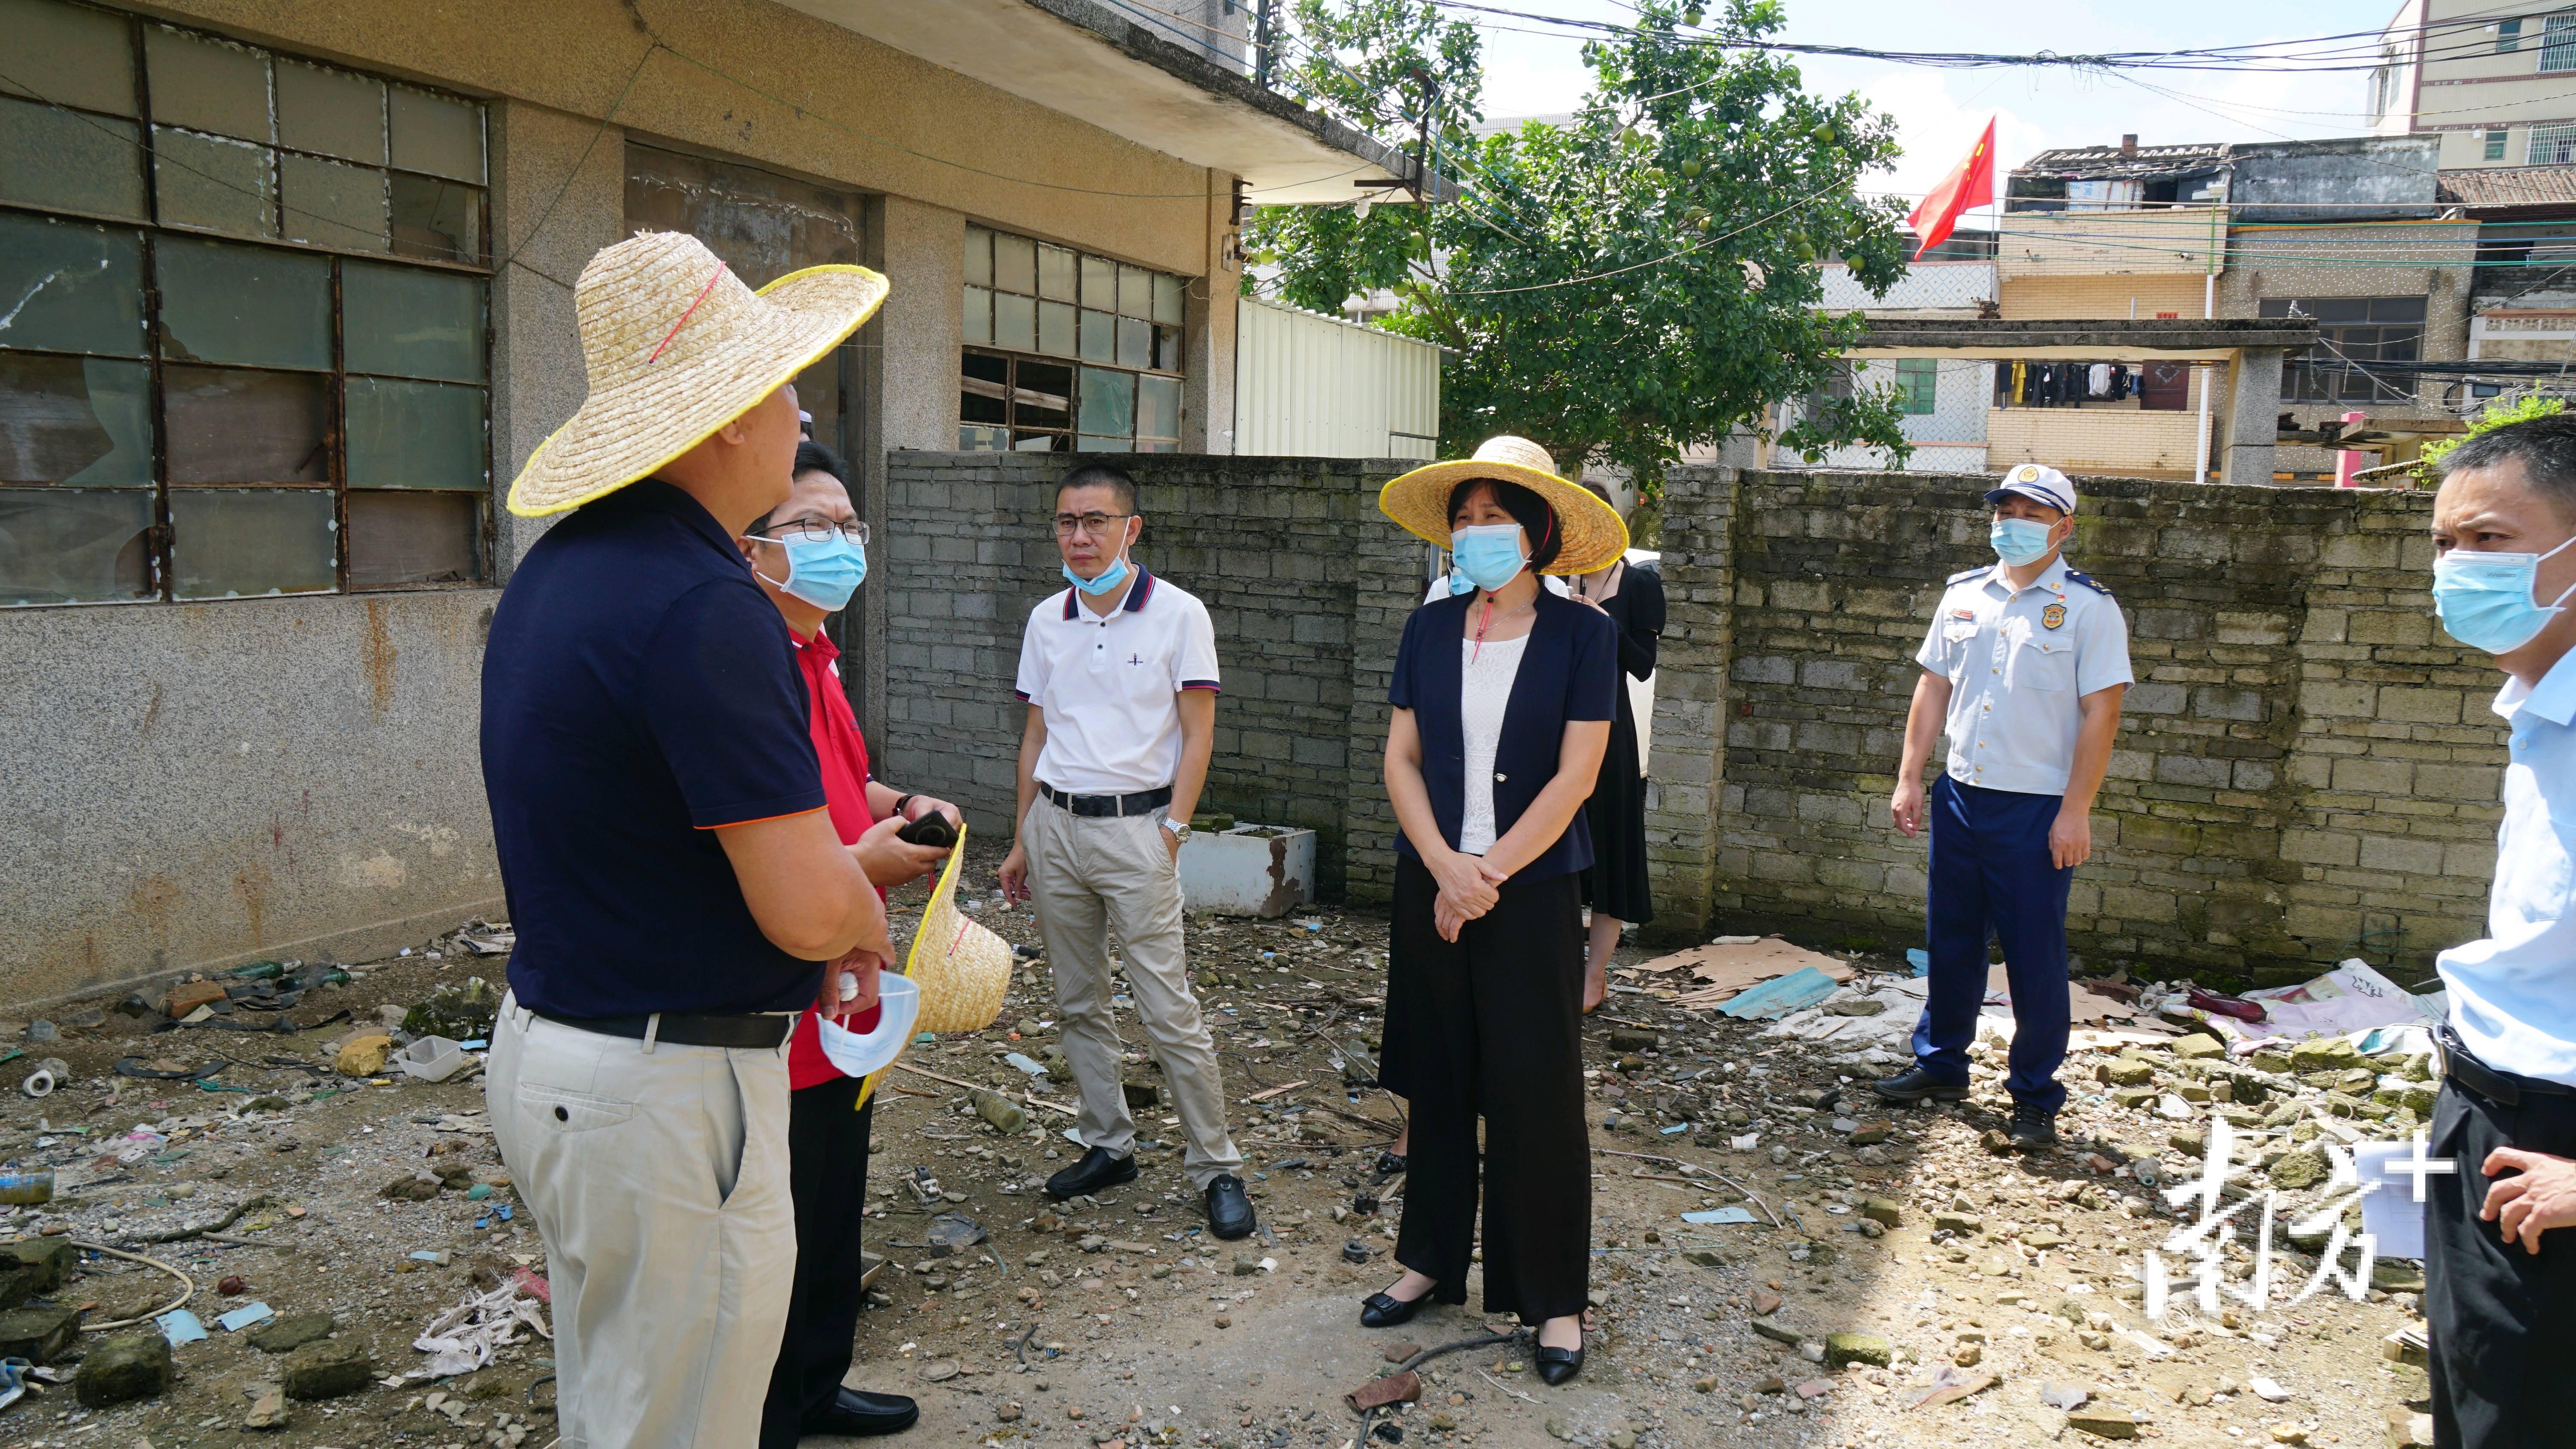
[{"x1": 0, "y1": 838, "x2": 2431, "y2": 1449}]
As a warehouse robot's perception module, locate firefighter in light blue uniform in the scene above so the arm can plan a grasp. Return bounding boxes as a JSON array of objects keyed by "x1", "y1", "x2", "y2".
[{"x1": 1871, "y1": 464, "x2": 2133, "y2": 1148}]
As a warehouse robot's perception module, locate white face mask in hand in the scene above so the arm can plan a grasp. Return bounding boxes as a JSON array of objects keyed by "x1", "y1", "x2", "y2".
[{"x1": 813, "y1": 973, "x2": 920, "y2": 1078}]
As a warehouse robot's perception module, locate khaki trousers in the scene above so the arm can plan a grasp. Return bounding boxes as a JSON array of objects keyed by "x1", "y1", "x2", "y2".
[
  {"x1": 486, "y1": 993, "x2": 795, "y2": 1449},
  {"x1": 1022, "y1": 800, "x2": 1242, "y2": 1189}
]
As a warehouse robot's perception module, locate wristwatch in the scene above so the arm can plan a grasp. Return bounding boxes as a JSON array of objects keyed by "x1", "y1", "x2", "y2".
[{"x1": 1160, "y1": 816, "x2": 1191, "y2": 844}]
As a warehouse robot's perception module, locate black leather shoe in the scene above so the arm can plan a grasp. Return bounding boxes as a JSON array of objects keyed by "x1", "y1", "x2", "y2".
[
  {"x1": 1204, "y1": 1173, "x2": 1256, "y2": 1240},
  {"x1": 1535, "y1": 1344, "x2": 1586, "y2": 1385},
  {"x1": 1045, "y1": 1146, "x2": 1138, "y2": 1200},
  {"x1": 1869, "y1": 1066, "x2": 1970, "y2": 1104},
  {"x1": 2008, "y1": 1103, "x2": 2060, "y2": 1148},
  {"x1": 1359, "y1": 1286, "x2": 1431, "y2": 1328},
  {"x1": 802, "y1": 1386, "x2": 920, "y2": 1437}
]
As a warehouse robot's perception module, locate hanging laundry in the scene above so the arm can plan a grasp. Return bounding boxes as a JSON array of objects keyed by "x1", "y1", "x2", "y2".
[{"x1": 2088, "y1": 363, "x2": 2112, "y2": 397}]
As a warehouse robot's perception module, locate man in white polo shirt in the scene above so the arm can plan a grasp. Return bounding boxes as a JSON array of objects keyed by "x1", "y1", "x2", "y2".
[{"x1": 999, "y1": 464, "x2": 1255, "y2": 1240}]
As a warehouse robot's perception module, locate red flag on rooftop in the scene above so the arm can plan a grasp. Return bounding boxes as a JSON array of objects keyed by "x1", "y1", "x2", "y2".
[{"x1": 1907, "y1": 117, "x2": 1996, "y2": 261}]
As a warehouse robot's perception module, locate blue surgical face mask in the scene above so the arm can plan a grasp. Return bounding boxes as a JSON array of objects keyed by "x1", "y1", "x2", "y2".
[
  {"x1": 1065, "y1": 551, "x2": 1131, "y2": 597},
  {"x1": 752, "y1": 530, "x2": 867, "y2": 612},
  {"x1": 2432, "y1": 536, "x2": 2576, "y2": 655},
  {"x1": 1990, "y1": 517, "x2": 2057, "y2": 567},
  {"x1": 1449, "y1": 523, "x2": 1528, "y2": 592}
]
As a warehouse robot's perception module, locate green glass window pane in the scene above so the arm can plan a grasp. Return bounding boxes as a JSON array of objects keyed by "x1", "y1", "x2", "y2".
[
  {"x1": 346, "y1": 489, "x2": 481, "y2": 588},
  {"x1": 275, "y1": 60, "x2": 383, "y2": 164},
  {"x1": 1038, "y1": 300, "x2": 1075, "y2": 358},
  {"x1": 1152, "y1": 274, "x2": 1185, "y2": 325},
  {"x1": 959, "y1": 424, "x2": 1007, "y2": 451},
  {"x1": 387, "y1": 85, "x2": 481, "y2": 183},
  {"x1": 145, "y1": 27, "x2": 271, "y2": 142},
  {"x1": 0, "y1": 0, "x2": 136, "y2": 115},
  {"x1": 0, "y1": 354, "x2": 152, "y2": 484},
  {"x1": 1136, "y1": 374, "x2": 1181, "y2": 443},
  {"x1": 993, "y1": 233, "x2": 1036, "y2": 295},
  {"x1": 1081, "y1": 254, "x2": 1116, "y2": 309},
  {"x1": 1037, "y1": 243, "x2": 1076, "y2": 302},
  {"x1": 344, "y1": 261, "x2": 485, "y2": 382},
  {"x1": 0, "y1": 212, "x2": 146, "y2": 356},
  {"x1": 1076, "y1": 436, "x2": 1132, "y2": 453},
  {"x1": 281, "y1": 153, "x2": 387, "y2": 252},
  {"x1": 156, "y1": 236, "x2": 328, "y2": 368},
  {"x1": 389, "y1": 173, "x2": 481, "y2": 264},
  {"x1": 1077, "y1": 366, "x2": 1134, "y2": 439},
  {"x1": 962, "y1": 285, "x2": 991, "y2": 345},
  {"x1": 167, "y1": 488, "x2": 336, "y2": 599},
  {"x1": 0, "y1": 487, "x2": 155, "y2": 605},
  {"x1": 1118, "y1": 264, "x2": 1151, "y2": 319},
  {"x1": 0, "y1": 95, "x2": 145, "y2": 218},
  {"x1": 154, "y1": 126, "x2": 277, "y2": 236},
  {"x1": 963, "y1": 226, "x2": 993, "y2": 287},
  {"x1": 1137, "y1": 439, "x2": 1176, "y2": 454},
  {"x1": 164, "y1": 365, "x2": 328, "y2": 482},
  {"x1": 993, "y1": 292, "x2": 1035, "y2": 352},
  {"x1": 346, "y1": 376, "x2": 484, "y2": 489},
  {"x1": 1078, "y1": 308, "x2": 1114, "y2": 363},
  {"x1": 1116, "y1": 315, "x2": 1150, "y2": 370}
]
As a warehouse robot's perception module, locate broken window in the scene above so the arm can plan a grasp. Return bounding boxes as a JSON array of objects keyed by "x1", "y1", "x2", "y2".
[
  {"x1": 0, "y1": 0, "x2": 491, "y2": 607},
  {"x1": 2260, "y1": 297, "x2": 2426, "y2": 404},
  {"x1": 961, "y1": 225, "x2": 1189, "y2": 452}
]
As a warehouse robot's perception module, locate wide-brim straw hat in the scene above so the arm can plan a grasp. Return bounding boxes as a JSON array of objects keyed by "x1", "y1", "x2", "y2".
[
  {"x1": 506, "y1": 231, "x2": 888, "y2": 517},
  {"x1": 1379, "y1": 435, "x2": 1629, "y2": 576},
  {"x1": 901, "y1": 825, "x2": 1013, "y2": 1035}
]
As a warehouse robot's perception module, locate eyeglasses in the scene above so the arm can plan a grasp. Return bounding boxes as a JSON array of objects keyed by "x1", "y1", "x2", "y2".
[
  {"x1": 751, "y1": 517, "x2": 868, "y2": 546},
  {"x1": 1053, "y1": 512, "x2": 1133, "y2": 538}
]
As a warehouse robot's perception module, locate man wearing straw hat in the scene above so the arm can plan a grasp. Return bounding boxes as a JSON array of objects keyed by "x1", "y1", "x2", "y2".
[
  {"x1": 998, "y1": 463, "x2": 1257, "y2": 1240},
  {"x1": 479, "y1": 231, "x2": 898, "y2": 1448}
]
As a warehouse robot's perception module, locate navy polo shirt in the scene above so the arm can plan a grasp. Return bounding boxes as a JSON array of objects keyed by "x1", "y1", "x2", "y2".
[
  {"x1": 480, "y1": 478, "x2": 826, "y2": 1018},
  {"x1": 1388, "y1": 589, "x2": 1618, "y2": 882}
]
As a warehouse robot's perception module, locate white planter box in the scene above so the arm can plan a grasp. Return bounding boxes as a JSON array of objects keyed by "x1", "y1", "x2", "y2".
[{"x1": 1177, "y1": 824, "x2": 1315, "y2": 918}]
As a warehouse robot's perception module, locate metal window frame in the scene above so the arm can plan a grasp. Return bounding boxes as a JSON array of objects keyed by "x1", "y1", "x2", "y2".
[
  {"x1": 2531, "y1": 122, "x2": 2576, "y2": 166},
  {"x1": 0, "y1": 0, "x2": 494, "y2": 609},
  {"x1": 2542, "y1": 12, "x2": 2576, "y2": 73},
  {"x1": 959, "y1": 224, "x2": 1186, "y2": 453}
]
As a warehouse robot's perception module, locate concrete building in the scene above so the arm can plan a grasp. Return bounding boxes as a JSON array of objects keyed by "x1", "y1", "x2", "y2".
[
  {"x1": 2371, "y1": 0, "x2": 2576, "y2": 171},
  {"x1": 0, "y1": 0, "x2": 1420, "y2": 1005}
]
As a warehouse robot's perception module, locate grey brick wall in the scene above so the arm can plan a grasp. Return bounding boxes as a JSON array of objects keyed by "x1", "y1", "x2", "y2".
[
  {"x1": 880, "y1": 452, "x2": 1410, "y2": 898},
  {"x1": 1643, "y1": 468, "x2": 2504, "y2": 985}
]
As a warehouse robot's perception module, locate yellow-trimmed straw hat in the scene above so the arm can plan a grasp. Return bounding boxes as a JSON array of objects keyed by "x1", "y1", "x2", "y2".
[
  {"x1": 506, "y1": 231, "x2": 889, "y2": 517},
  {"x1": 901, "y1": 825, "x2": 1013, "y2": 1035},
  {"x1": 1377, "y1": 435, "x2": 1629, "y2": 575}
]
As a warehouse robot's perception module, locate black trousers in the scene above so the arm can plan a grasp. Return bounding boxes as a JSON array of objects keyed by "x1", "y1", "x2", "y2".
[
  {"x1": 758, "y1": 1078, "x2": 876, "y2": 1449},
  {"x1": 2424, "y1": 1077, "x2": 2576, "y2": 1449},
  {"x1": 1384, "y1": 855, "x2": 1590, "y2": 1326}
]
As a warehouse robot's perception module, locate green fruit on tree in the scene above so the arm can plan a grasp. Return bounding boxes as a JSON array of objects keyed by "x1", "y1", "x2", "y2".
[
  {"x1": 1681, "y1": 6, "x2": 1703, "y2": 25},
  {"x1": 1812, "y1": 123, "x2": 1837, "y2": 146},
  {"x1": 1680, "y1": 158, "x2": 1704, "y2": 179}
]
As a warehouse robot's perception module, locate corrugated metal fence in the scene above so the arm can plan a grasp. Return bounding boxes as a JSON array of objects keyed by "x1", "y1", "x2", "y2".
[{"x1": 1235, "y1": 296, "x2": 1440, "y2": 458}]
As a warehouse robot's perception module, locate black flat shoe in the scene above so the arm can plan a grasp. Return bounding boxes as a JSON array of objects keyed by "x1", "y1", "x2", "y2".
[
  {"x1": 1045, "y1": 1146, "x2": 1138, "y2": 1200},
  {"x1": 1869, "y1": 1065, "x2": 1969, "y2": 1105},
  {"x1": 802, "y1": 1386, "x2": 920, "y2": 1437},
  {"x1": 1535, "y1": 1344, "x2": 1586, "y2": 1385},
  {"x1": 1358, "y1": 1287, "x2": 1431, "y2": 1328},
  {"x1": 2008, "y1": 1103, "x2": 2060, "y2": 1148},
  {"x1": 1204, "y1": 1173, "x2": 1256, "y2": 1240}
]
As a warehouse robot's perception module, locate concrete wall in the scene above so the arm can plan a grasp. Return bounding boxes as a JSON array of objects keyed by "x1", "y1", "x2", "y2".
[
  {"x1": 1640, "y1": 468, "x2": 2505, "y2": 985},
  {"x1": 875, "y1": 453, "x2": 1412, "y2": 900}
]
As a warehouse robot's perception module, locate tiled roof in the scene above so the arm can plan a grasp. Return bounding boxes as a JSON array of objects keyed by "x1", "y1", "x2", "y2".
[
  {"x1": 2015, "y1": 143, "x2": 2228, "y2": 179},
  {"x1": 2438, "y1": 166, "x2": 2576, "y2": 209}
]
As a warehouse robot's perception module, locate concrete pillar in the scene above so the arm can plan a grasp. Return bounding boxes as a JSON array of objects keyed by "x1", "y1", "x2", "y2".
[
  {"x1": 1184, "y1": 172, "x2": 1239, "y2": 455},
  {"x1": 1636, "y1": 464, "x2": 1740, "y2": 943},
  {"x1": 2221, "y1": 347, "x2": 2285, "y2": 488}
]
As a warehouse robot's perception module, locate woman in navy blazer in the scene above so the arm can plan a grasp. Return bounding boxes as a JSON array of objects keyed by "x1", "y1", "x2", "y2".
[{"x1": 1364, "y1": 437, "x2": 1622, "y2": 1385}]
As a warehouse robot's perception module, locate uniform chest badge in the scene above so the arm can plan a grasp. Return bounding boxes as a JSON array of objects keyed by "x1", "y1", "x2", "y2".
[
  {"x1": 1950, "y1": 608, "x2": 1976, "y2": 621},
  {"x1": 2041, "y1": 603, "x2": 2066, "y2": 630}
]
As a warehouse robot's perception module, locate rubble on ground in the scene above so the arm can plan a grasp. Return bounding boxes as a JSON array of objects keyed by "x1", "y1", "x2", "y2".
[{"x1": 0, "y1": 843, "x2": 2438, "y2": 1447}]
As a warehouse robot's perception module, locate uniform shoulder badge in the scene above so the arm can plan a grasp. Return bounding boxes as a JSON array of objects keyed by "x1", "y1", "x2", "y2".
[
  {"x1": 2063, "y1": 569, "x2": 2114, "y2": 597},
  {"x1": 1945, "y1": 565, "x2": 1990, "y2": 584},
  {"x1": 2042, "y1": 603, "x2": 2066, "y2": 630}
]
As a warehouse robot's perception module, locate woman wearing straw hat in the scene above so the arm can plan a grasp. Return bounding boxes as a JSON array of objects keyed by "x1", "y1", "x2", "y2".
[
  {"x1": 1367, "y1": 436, "x2": 1626, "y2": 1385},
  {"x1": 481, "y1": 231, "x2": 894, "y2": 1449},
  {"x1": 739, "y1": 438, "x2": 960, "y2": 1445}
]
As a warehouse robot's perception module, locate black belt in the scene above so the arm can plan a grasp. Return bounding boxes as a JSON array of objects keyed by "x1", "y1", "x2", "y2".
[
  {"x1": 534, "y1": 1008, "x2": 791, "y2": 1050},
  {"x1": 2438, "y1": 1024, "x2": 2572, "y2": 1108},
  {"x1": 1040, "y1": 782, "x2": 1173, "y2": 818}
]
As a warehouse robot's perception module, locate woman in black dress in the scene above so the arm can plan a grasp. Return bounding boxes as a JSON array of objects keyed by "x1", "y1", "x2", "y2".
[{"x1": 1570, "y1": 485, "x2": 1665, "y2": 1012}]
